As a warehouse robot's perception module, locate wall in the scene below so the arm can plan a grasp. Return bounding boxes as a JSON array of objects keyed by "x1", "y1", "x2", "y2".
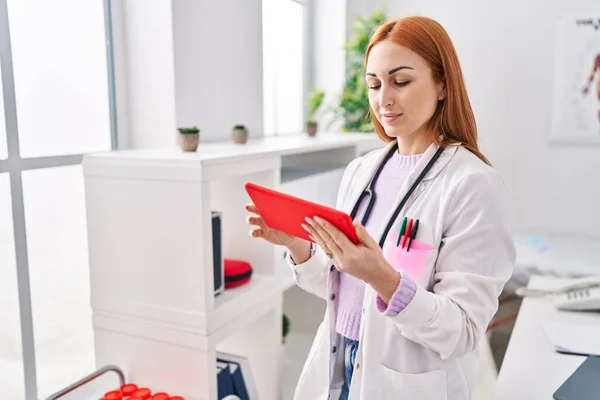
[
  {"x1": 172, "y1": 0, "x2": 264, "y2": 142},
  {"x1": 118, "y1": 0, "x2": 264, "y2": 148},
  {"x1": 121, "y1": 0, "x2": 177, "y2": 149},
  {"x1": 346, "y1": 0, "x2": 600, "y2": 236}
]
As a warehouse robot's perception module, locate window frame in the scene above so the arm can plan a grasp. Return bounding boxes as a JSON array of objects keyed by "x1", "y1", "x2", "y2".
[{"x1": 0, "y1": 0, "x2": 120, "y2": 397}]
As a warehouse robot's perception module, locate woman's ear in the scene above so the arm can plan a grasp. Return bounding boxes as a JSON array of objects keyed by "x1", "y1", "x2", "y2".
[{"x1": 437, "y1": 81, "x2": 446, "y2": 101}]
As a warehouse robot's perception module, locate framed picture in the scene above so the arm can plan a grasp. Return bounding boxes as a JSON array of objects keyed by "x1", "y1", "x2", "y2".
[{"x1": 550, "y1": 16, "x2": 600, "y2": 145}]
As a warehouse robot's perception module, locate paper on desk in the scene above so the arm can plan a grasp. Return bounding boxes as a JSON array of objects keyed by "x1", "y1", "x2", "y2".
[{"x1": 544, "y1": 322, "x2": 600, "y2": 356}]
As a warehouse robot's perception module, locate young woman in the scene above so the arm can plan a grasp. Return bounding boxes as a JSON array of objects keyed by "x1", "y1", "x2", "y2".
[{"x1": 246, "y1": 16, "x2": 515, "y2": 400}]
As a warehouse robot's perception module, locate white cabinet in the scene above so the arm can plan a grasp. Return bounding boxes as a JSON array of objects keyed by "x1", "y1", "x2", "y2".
[{"x1": 82, "y1": 133, "x2": 383, "y2": 399}]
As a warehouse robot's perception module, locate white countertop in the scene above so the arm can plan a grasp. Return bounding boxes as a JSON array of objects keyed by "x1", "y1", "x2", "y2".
[{"x1": 494, "y1": 275, "x2": 600, "y2": 399}]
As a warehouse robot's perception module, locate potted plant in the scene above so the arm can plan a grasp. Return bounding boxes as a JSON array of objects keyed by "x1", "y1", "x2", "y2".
[
  {"x1": 177, "y1": 126, "x2": 200, "y2": 152},
  {"x1": 306, "y1": 87, "x2": 325, "y2": 137},
  {"x1": 231, "y1": 124, "x2": 248, "y2": 144}
]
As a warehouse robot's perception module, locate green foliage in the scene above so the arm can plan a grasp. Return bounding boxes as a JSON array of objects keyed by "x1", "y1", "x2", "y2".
[
  {"x1": 337, "y1": 10, "x2": 386, "y2": 132},
  {"x1": 178, "y1": 126, "x2": 200, "y2": 134},
  {"x1": 306, "y1": 87, "x2": 325, "y2": 122},
  {"x1": 282, "y1": 314, "x2": 290, "y2": 342},
  {"x1": 233, "y1": 124, "x2": 247, "y2": 130}
]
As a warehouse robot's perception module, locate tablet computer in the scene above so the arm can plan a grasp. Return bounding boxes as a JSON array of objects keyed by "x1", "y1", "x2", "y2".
[{"x1": 244, "y1": 182, "x2": 359, "y2": 245}]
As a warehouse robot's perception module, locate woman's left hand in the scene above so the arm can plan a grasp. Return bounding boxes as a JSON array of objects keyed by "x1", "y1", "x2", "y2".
[{"x1": 303, "y1": 216, "x2": 389, "y2": 282}]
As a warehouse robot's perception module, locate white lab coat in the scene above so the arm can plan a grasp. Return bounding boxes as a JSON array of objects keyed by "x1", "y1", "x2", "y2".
[{"x1": 290, "y1": 141, "x2": 516, "y2": 400}]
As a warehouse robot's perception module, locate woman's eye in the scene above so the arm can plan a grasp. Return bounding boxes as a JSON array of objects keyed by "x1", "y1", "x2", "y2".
[
  {"x1": 368, "y1": 84, "x2": 381, "y2": 90},
  {"x1": 395, "y1": 81, "x2": 410, "y2": 87}
]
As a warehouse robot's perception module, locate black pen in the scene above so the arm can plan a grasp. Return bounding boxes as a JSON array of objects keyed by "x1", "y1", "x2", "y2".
[{"x1": 406, "y1": 219, "x2": 419, "y2": 251}]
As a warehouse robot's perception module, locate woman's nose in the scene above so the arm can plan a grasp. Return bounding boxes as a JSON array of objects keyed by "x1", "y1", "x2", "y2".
[{"x1": 378, "y1": 86, "x2": 394, "y2": 108}]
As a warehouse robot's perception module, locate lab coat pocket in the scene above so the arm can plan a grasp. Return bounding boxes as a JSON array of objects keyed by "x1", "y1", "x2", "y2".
[
  {"x1": 378, "y1": 364, "x2": 448, "y2": 399},
  {"x1": 383, "y1": 231, "x2": 434, "y2": 280}
]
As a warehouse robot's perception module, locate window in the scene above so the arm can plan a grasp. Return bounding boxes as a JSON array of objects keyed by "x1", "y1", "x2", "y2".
[
  {"x1": 8, "y1": 0, "x2": 111, "y2": 158},
  {"x1": 262, "y1": 0, "x2": 306, "y2": 135},
  {"x1": 23, "y1": 166, "x2": 95, "y2": 397},
  {"x1": 0, "y1": 0, "x2": 115, "y2": 397},
  {"x1": 0, "y1": 174, "x2": 25, "y2": 400},
  {"x1": 0, "y1": 62, "x2": 6, "y2": 159}
]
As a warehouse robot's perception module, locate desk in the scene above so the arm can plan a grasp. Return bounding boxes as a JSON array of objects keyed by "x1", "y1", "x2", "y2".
[{"x1": 494, "y1": 275, "x2": 600, "y2": 399}]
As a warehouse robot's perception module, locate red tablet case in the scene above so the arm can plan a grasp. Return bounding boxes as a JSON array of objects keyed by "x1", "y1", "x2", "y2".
[{"x1": 244, "y1": 182, "x2": 359, "y2": 245}]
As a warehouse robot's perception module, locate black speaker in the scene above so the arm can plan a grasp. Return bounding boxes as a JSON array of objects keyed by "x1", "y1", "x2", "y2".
[{"x1": 211, "y1": 211, "x2": 224, "y2": 295}]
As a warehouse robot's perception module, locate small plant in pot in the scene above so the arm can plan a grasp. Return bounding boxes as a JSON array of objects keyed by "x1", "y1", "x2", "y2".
[
  {"x1": 306, "y1": 87, "x2": 325, "y2": 137},
  {"x1": 178, "y1": 126, "x2": 200, "y2": 152},
  {"x1": 231, "y1": 124, "x2": 248, "y2": 144}
]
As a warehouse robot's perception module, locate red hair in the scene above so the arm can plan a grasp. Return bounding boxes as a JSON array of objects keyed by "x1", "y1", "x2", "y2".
[{"x1": 365, "y1": 16, "x2": 490, "y2": 165}]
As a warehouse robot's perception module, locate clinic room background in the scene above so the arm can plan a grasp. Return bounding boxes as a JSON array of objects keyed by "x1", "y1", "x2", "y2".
[{"x1": 1, "y1": 0, "x2": 600, "y2": 399}]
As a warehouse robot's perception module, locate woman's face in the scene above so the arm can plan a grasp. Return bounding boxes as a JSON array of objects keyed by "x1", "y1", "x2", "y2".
[{"x1": 366, "y1": 40, "x2": 445, "y2": 141}]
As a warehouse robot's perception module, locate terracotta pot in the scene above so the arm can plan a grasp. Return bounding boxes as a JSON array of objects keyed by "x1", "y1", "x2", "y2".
[
  {"x1": 306, "y1": 121, "x2": 318, "y2": 137},
  {"x1": 179, "y1": 133, "x2": 199, "y2": 152},
  {"x1": 232, "y1": 128, "x2": 248, "y2": 144}
]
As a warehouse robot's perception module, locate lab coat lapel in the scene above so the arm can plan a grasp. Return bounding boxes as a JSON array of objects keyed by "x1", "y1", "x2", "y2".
[
  {"x1": 411, "y1": 142, "x2": 457, "y2": 183},
  {"x1": 397, "y1": 142, "x2": 458, "y2": 200}
]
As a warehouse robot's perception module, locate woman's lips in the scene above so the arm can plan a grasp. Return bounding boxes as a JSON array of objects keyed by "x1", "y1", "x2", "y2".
[{"x1": 382, "y1": 113, "x2": 402, "y2": 123}]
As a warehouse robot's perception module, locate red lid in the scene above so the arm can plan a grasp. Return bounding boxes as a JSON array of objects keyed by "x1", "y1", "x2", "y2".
[
  {"x1": 168, "y1": 397, "x2": 185, "y2": 400},
  {"x1": 104, "y1": 391, "x2": 123, "y2": 400},
  {"x1": 128, "y1": 397, "x2": 143, "y2": 400},
  {"x1": 224, "y1": 258, "x2": 252, "y2": 275},
  {"x1": 152, "y1": 393, "x2": 170, "y2": 400},
  {"x1": 132, "y1": 388, "x2": 152, "y2": 399},
  {"x1": 121, "y1": 383, "x2": 138, "y2": 396}
]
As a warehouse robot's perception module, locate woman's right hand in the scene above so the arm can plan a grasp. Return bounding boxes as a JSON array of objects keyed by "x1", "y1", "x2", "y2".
[
  {"x1": 245, "y1": 203, "x2": 312, "y2": 264},
  {"x1": 245, "y1": 203, "x2": 298, "y2": 247}
]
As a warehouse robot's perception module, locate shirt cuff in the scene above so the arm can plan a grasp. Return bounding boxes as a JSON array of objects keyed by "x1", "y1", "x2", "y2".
[
  {"x1": 376, "y1": 272, "x2": 417, "y2": 317},
  {"x1": 287, "y1": 242, "x2": 316, "y2": 266}
]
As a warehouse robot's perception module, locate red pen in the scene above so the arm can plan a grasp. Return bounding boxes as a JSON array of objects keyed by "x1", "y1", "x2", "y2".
[{"x1": 402, "y1": 218, "x2": 413, "y2": 249}]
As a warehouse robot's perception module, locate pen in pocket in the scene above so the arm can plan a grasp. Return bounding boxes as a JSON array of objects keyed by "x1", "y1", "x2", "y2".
[
  {"x1": 396, "y1": 217, "x2": 408, "y2": 247},
  {"x1": 406, "y1": 219, "x2": 419, "y2": 251},
  {"x1": 401, "y1": 219, "x2": 414, "y2": 249}
]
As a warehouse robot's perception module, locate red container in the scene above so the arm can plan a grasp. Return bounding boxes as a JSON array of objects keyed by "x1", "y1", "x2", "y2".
[
  {"x1": 132, "y1": 388, "x2": 152, "y2": 399},
  {"x1": 104, "y1": 390, "x2": 122, "y2": 400},
  {"x1": 224, "y1": 258, "x2": 252, "y2": 288},
  {"x1": 152, "y1": 393, "x2": 170, "y2": 400},
  {"x1": 121, "y1": 383, "x2": 138, "y2": 396}
]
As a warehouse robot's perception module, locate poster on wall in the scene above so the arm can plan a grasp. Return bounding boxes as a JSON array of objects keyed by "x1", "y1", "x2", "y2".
[{"x1": 551, "y1": 16, "x2": 600, "y2": 144}]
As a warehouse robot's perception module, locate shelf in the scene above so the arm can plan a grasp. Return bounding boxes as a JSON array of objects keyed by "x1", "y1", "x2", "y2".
[
  {"x1": 93, "y1": 274, "x2": 283, "y2": 350},
  {"x1": 213, "y1": 274, "x2": 277, "y2": 319},
  {"x1": 209, "y1": 269, "x2": 295, "y2": 337},
  {"x1": 85, "y1": 133, "x2": 381, "y2": 164},
  {"x1": 83, "y1": 131, "x2": 383, "y2": 400},
  {"x1": 83, "y1": 133, "x2": 384, "y2": 183},
  {"x1": 208, "y1": 264, "x2": 295, "y2": 341},
  {"x1": 281, "y1": 164, "x2": 344, "y2": 183}
]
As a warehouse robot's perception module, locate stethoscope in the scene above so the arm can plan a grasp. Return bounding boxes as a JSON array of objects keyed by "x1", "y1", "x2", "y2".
[{"x1": 349, "y1": 141, "x2": 445, "y2": 248}]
